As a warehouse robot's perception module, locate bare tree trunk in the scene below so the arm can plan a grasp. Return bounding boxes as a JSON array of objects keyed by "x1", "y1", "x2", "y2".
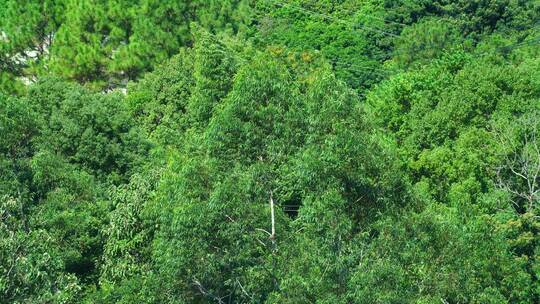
[
  {"x1": 270, "y1": 190, "x2": 275, "y2": 240},
  {"x1": 495, "y1": 116, "x2": 540, "y2": 211}
]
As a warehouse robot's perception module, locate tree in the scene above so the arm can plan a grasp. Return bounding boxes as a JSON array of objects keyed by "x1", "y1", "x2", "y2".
[
  {"x1": 0, "y1": 0, "x2": 64, "y2": 93},
  {"x1": 0, "y1": 0, "x2": 252, "y2": 92},
  {"x1": 494, "y1": 114, "x2": 540, "y2": 212},
  {"x1": 350, "y1": 202, "x2": 534, "y2": 303}
]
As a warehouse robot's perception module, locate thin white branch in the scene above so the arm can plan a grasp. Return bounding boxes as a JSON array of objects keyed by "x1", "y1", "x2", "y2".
[{"x1": 270, "y1": 190, "x2": 275, "y2": 240}]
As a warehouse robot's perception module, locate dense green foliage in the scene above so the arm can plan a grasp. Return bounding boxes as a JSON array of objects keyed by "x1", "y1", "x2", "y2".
[
  {"x1": 0, "y1": 0, "x2": 252, "y2": 92},
  {"x1": 1, "y1": 0, "x2": 540, "y2": 303}
]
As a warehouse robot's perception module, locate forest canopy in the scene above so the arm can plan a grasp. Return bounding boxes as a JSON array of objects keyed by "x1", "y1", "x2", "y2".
[{"x1": 1, "y1": 0, "x2": 540, "y2": 303}]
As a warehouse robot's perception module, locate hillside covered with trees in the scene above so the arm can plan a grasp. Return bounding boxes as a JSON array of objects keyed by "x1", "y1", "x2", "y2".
[{"x1": 1, "y1": 0, "x2": 540, "y2": 303}]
